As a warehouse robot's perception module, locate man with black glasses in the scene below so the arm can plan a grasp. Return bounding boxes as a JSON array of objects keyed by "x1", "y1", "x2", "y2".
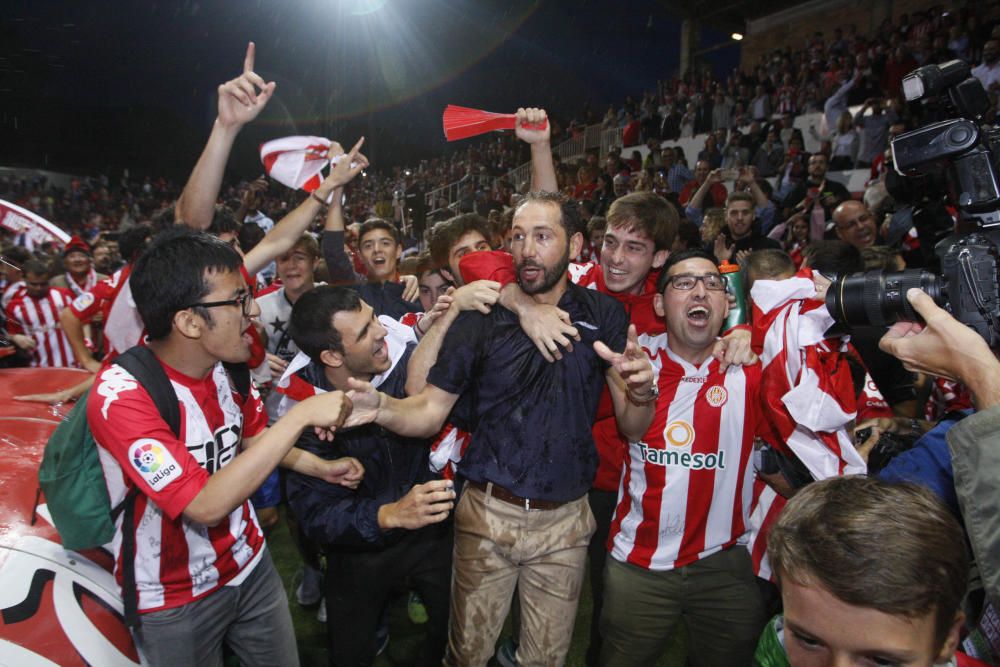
[
  {"x1": 87, "y1": 228, "x2": 358, "y2": 666},
  {"x1": 600, "y1": 249, "x2": 768, "y2": 667}
]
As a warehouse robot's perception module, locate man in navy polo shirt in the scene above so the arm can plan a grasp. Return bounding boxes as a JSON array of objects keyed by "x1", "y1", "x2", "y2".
[{"x1": 346, "y1": 191, "x2": 656, "y2": 666}]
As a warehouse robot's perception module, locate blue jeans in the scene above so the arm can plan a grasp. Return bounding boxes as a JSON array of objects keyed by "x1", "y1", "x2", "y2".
[{"x1": 133, "y1": 549, "x2": 297, "y2": 667}]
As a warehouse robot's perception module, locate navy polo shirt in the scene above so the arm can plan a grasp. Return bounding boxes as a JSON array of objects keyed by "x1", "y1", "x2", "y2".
[{"x1": 427, "y1": 282, "x2": 629, "y2": 502}]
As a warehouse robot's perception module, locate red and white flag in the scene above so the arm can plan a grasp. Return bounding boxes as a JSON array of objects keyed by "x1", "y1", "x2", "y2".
[
  {"x1": 747, "y1": 270, "x2": 866, "y2": 579},
  {"x1": 260, "y1": 136, "x2": 332, "y2": 193},
  {"x1": 0, "y1": 199, "x2": 71, "y2": 249}
]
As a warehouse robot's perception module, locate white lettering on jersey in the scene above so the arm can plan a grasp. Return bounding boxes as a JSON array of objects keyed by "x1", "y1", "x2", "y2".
[
  {"x1": 129, "y1": 438, "x2": 183, "y2": 492},
  {"x1": 97, "y1": 366, "x2": 138, "y2": 419}
]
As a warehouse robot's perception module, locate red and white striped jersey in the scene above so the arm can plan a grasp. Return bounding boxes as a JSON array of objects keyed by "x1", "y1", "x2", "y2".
[
  {"x1": 87, "y1": 358, "x2": 269, "y2": 613},
  {"x1": 5, "y1": 287, "x2": 76, "y2": 367},
  {"x1": 609, "y1": 333, "x2": 763, "y2": 571}
]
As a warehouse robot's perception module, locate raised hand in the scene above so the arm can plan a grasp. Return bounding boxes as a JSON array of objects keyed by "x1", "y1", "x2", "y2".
[
  {"x1": 322, "y1": 137, "x2": 369, "y2": 192},
  {"x1": 217, "y1": 42, "x2": 277, "y2": 130},
  {"x1": 515, "y1": 107, "x2": 551, "y2": 145},
  {"x1": 594, "y1": 324, "x2": 655, "y2": 399}
]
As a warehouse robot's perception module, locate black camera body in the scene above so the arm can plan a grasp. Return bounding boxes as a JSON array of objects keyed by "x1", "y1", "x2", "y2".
[{"x1": 826, "y1": 60, "x2": 1000, "y2": 345}]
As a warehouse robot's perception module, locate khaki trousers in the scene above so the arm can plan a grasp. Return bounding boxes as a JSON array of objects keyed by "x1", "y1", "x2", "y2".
[{"x1": 444, "y1": 484, "x2": 596, "y2": 667}]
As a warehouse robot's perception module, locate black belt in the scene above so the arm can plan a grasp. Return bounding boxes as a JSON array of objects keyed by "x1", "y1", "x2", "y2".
[{"x1": 469, "y1": 480, "x2": 566, "y2": 511}]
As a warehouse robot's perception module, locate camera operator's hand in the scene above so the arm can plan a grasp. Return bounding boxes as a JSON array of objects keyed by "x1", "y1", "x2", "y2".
[{"x1": 879, "y1": 288, "x2": 1000, "y2": 408}]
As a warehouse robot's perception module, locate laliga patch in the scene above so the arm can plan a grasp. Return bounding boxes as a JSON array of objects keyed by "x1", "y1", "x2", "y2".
[
  {"x1": 71, "y1": 291, "x2": 94, "y2": 311},
  {"x1": 129, "y1": 438, "x2": 183, "y2": 492},
  {"x1": 705, "y1": 385, "x2": 728, "y2": 408}
]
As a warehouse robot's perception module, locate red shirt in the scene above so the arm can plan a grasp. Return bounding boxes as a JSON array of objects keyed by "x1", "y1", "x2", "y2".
[{"x1": 88, "y1": 358, "x2": 268, "y2": 613}]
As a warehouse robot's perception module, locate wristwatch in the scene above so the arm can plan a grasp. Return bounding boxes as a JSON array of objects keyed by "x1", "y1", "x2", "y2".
[{"x1": 628, "y1": 383, "x2": 660, "y2": 406}]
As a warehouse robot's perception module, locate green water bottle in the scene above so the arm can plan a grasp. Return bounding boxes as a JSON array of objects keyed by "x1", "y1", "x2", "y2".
[{"x1": 719, "y1": 260, "x2": 747, "y2": 330}]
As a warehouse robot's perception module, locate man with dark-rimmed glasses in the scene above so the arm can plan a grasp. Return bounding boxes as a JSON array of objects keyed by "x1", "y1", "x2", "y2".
[
  {"x1": 87, "y1": 228, "x2": 360, "y2": 666},
  {"x1": 600, "y1": 248, "x2": 769, "y2": 666}
]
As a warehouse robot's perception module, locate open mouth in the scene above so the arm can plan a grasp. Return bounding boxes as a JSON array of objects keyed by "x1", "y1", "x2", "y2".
[
  {"x1": 686, "y1": 305, "x2": 710, "y2": 325},
  {"x1": 373, "y1": 340, "x2": 387, "y2": 358},
  {"x1": 606, "y1": 267, "x2": 628, "y2": 278},
  {"x1": 519, "y1": 265, "x2": 542, "y2": 282}
]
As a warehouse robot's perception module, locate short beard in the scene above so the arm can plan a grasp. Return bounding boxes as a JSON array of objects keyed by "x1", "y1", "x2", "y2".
[{"x1": 517, "y1": 245, "x2": 570, "y2": 295}]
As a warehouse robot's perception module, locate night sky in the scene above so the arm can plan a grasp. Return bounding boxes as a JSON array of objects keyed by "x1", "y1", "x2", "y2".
[{"x1": 0, "y1": 0, "x2": 739, "y2": 180}]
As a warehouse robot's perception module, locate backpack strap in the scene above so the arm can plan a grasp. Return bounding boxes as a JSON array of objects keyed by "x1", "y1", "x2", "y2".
[
  {"x1": 114, "y1": 346, "x2": 181, "y2": 436},
  {"x1": 110, "y1": 345, "x2": 181, "y2": 629}
]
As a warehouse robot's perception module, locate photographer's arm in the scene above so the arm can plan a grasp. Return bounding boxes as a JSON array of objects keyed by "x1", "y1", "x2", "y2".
[{"x1": 879, "y1": 289, "x2": 1000, "y2": 407}]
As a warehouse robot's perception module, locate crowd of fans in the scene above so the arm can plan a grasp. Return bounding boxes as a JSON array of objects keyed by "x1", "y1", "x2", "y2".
[{"x1": 4, "y1": 4, "x2": 1000, "y2": 667}]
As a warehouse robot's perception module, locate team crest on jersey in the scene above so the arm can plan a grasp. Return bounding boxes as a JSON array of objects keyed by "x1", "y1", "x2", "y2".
[
  {"x1": 72, "y1": 291, "x2": 95, "y2": 311},
  {"x1": 129, "y1": 439, "x2": 182, "y2": 492},
  {"x1": 705, "y1": 385, "x2": 728, "y2": 408}
]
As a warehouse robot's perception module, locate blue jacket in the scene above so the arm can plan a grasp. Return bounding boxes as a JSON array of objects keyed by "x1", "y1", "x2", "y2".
[{"x1": 284, "y1": 344, "x2": 443, "y2": 550}]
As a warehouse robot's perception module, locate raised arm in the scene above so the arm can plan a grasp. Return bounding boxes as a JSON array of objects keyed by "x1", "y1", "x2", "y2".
[
  {"x1": 516, "y1": 107, "x2": 558, "y2": 192},
  {"x1": 687, "y1": 169, "x2": 723, "y2": 213},
  {"x1": 321, "y1": 179, "x2": 361, "y2": 283},
  {"x1": 594, "y1": 324, "x2": 657, "y2": 442},
  {"x1": 175, "y1": 42, "x2": 276, "y2": 229},
  {"x1": 243, "y1": 138, "x2": 368, "y2": 275}
]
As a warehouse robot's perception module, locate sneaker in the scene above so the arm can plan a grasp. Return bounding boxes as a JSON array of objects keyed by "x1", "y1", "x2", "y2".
[
  {"x1": 316, "y1": 598, "x2": 327, "y2": 624},
  {"x1": 494, "y1": 637, "x2": 517, "y2": 667},
  {"x1": 407, "y1": 591, "x2": 429, "y2": 625},
  {"x1": 295, "y1": 565, "x2": 323, "y2": 607}
]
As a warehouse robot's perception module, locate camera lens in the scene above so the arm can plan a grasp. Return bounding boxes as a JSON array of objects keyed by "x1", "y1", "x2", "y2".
[{"x1": 826, "y1": 270, "x2": 944, "y2": 327}]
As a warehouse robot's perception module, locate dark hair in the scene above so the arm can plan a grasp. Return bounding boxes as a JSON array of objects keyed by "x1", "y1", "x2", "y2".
[
  {"x1": 119, "y1": 223, "x2": 155, "y2": 264},
  {"x1": 674, "y1": 220, "x2": 702, "y2": 251},
  {"x1": 428, "y1": 214, "x2": 491, "y2": 270},
  {"x1": 586, "y1": 215, "x2": 608, "y2": 237},
  {"x1": 743, "y1": 249, "x2": 796, "y2": 291},
  {"x1": 290, "y1": 286, "x2": 362, "y2": 363},
  {"x1": 238, "y1": 223, "x2": 266, "y2": 253},
  {"x1": 207, "y1": 205, "x2": 240, "y2": 236},
  {"x1": 607, "y1": 192, "x2": 678, "y2": 252},
  {"x1": 22, "y1": 259, "x2": 51, "y2": 278},
  {"x1": 514, "y1": 191, "x2": 585, "y2": 238},
  {"x1": 656, "y1": 249, "x2": 717, "y2": 292},
  {"x1": 3, "y1": 245, "x2": 31, "y2": 269},
  {"x1": 769, "y1": 476, "x2": 969, "y2": 649},
  {"x1": 358, "y1": 218, "x2": 400, "y2": 246},
  {"x1": 130, "y1": 227, "x2": 243, "y2": 340},
  {"x1": 802, "y1": 240, "x2": 863, "y2": 274}
]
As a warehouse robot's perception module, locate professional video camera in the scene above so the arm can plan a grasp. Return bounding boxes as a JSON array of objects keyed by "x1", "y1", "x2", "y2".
[{"x1": 826, "y1": 60, "x2": 1000, "y2": 346}]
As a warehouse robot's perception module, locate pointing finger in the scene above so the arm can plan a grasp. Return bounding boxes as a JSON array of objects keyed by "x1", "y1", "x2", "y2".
[{"x1": 243, "y1": 41, "x2": 255, "y2": 74}]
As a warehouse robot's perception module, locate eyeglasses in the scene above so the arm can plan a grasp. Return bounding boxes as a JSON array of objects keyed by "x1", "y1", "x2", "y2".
[
  {"x1": 186, "y1": 291, "x2": 255, "y2": 317},
  {"x1": 665, "y1": 273, "x2": 728, "y2": 291}
]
